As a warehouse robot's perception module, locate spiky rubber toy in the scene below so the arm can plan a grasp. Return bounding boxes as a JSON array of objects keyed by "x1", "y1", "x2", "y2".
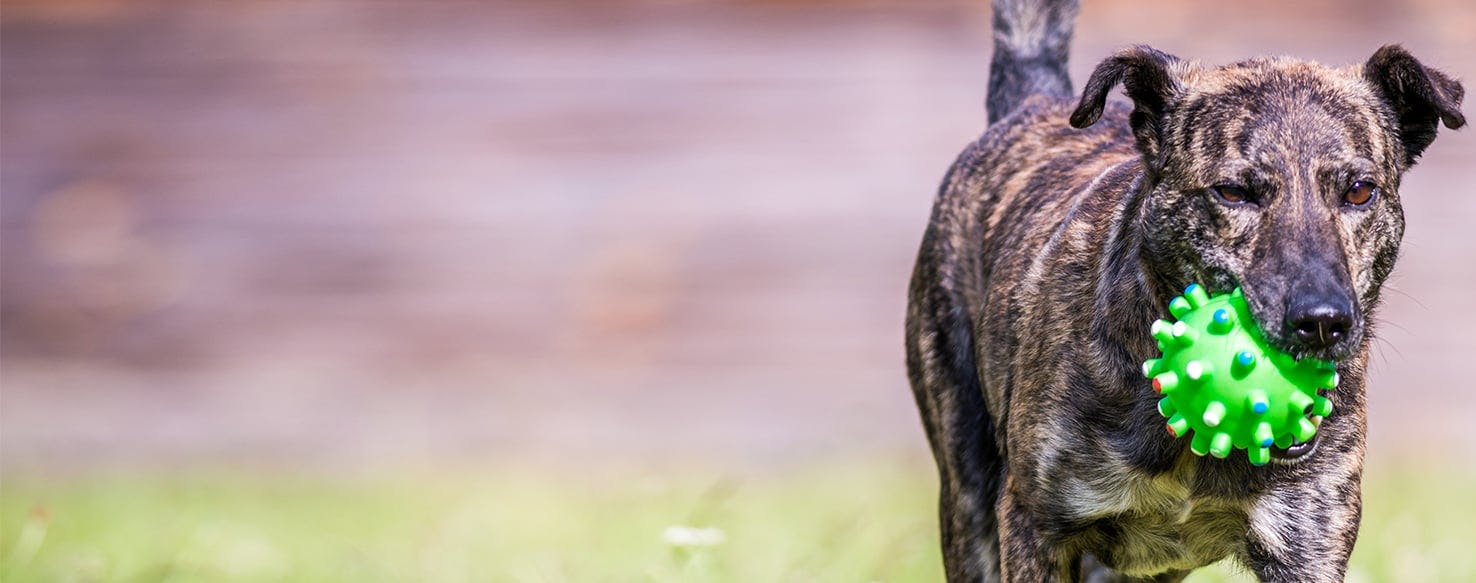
[{"x1": 1142, "y1": 284, "x2": 1340, "y2": 465}]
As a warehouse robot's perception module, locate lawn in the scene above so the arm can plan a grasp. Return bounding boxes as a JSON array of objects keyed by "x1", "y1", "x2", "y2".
[{"x1": 2, "y1": 460, "x2": 1473, "y2": 582}]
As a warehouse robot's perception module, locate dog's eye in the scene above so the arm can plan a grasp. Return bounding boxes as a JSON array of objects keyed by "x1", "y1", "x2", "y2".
[
  {"x1": 1343, "y1": 181, "x2": 1378, "y2": 207},
  {"x1": 1212, "y1": 185, "x2": 1255, "y2": 206}
]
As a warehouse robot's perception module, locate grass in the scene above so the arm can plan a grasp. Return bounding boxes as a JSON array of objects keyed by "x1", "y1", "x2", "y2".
[{"x1": 2, "y1": 460, "x2": 1474, "y2": 582}]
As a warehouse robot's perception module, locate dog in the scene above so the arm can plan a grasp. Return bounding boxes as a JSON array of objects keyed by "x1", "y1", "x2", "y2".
[{"x1": 904, "y1": 0, "x2": 1465, "y2": 580}]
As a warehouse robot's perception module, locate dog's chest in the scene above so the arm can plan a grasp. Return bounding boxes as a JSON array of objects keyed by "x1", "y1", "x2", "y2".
[{"x1": 1059, "y1": 469, "x2": 1248, "y2": 575}]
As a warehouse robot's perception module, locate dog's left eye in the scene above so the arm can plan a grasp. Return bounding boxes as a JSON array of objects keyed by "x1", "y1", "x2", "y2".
[
  {"x1": 1212, "y1": 185, "x2": 1255, "y2": 206},
  {"x1": 1343, "y1": 181, "x2": 1378, "y2": 207}
]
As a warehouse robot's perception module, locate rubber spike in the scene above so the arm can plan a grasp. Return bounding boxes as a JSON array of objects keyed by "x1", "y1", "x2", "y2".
[
  {"x1": 1248, "y1": 447, "x2": 1271, "y2": 466},
  {"x1": 1288, "y1": 391, "x2": 1315, "y2": 415},
  {"x1": 1202, "y1": 401, "x2": 1227, "y2": 427},
  {"x1": 1184, "y1": 284, "x2": 1211, "y2": 308},
  {"x1": 1313, "y1": 396, "x2": 1333, "y2": 417},
  {"x1": 1168, "y1": 296, "x2": 1193, "y2": 319},
  {"x1": 1231, "y1": 351, "x2": 1257, "y2": 378},
  {"x1": 1166, "y1": 414, "x2": 1189, "y2": 438},
  {"x1": 1293, "y1": 417, "x2": 1318, "y2": 442},
  {"x1": 1142, "y1": 358, "x2": 1163, "y2": 378},
  {"x1": 1170, "y1": 321, "x2": 1197, "y2": 346},
  {"x1": 1152, "y1": 372, "x2": 1179, "y2": 395},
  {"x1": 1158, "y1": 397, "x2": 1176, "y2": 417},
  {"x1": 1246, "y1": 389, "x2": 1269, "y2": 414},
  {"x1": 1208, "y1": 308, "x2": 1235, "y2": 334},
  {"x1": 1190, "y1": 430, "x2": 1212, "y2": 456},
  {"x1": 1254, "y1": 422, "x2": 1275, "y2": 448},
  {"x1": 1185, "y1": 360, "x2": 1210, "y2": 383},
  {"x1": 1150, "y1": 320, "x2": 1175, "y2": 346},
  {"x1": 1210, "y1": 432, "x2": 1233, "y2": 458},
  {"x1": 1275, "y1": 433, "x2": 1295, "y2": 449}
]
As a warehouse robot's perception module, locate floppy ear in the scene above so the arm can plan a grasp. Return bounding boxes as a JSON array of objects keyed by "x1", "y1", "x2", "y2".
[
  {"x1": 1363, "y1": 44, "x2": 1466, "y2": 166},
  {"x1": 1071, "y1": 46, "x2": 1185, "y2": 168}
]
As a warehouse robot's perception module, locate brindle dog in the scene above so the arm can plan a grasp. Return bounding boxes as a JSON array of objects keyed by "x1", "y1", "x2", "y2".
[{"x1": 905, "y1": 0, "x2": 1465, "y2": 581}]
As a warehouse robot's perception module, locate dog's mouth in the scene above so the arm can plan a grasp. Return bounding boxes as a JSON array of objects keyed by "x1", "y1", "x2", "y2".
[{"x1": 1269, "y1": 417, "x2": 1322, "y2": 463}]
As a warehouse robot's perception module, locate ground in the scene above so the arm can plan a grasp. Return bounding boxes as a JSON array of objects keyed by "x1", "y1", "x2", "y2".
[{"x1": 4, "y1": 461, "x2": 1474, "y2": 582}]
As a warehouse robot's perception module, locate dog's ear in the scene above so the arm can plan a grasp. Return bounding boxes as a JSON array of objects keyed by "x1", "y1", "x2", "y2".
[
  {"x1": 1363, "y1": 44, "x2": 1466, "y2": 166},
  {"x1": 1070, "y1": 45, "x2": 1184, "y2": 165}
]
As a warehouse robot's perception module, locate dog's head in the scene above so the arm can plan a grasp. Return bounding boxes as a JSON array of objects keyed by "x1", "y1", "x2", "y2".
[{"x1": 1071, "y1": 45, "x2": 1464, "y2": 361}]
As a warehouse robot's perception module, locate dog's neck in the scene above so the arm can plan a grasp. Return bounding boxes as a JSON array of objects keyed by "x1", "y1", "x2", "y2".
[
  {"x1": 1090, "y1": 170, "x2": 1207, "y2": 468},
  {"x1": 1094, "y1": 171, "x2": 1174, "y2": 364}
]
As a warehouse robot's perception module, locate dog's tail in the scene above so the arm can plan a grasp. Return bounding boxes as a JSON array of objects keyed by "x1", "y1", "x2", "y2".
[{"x1": 987, "y1": 0, "x2": 1081, "y2": 123}]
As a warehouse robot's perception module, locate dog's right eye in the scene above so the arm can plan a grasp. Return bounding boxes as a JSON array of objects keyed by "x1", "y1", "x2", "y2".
[{"x1": 1212, "y1": 185, "x2": 1256, "y2": 206}]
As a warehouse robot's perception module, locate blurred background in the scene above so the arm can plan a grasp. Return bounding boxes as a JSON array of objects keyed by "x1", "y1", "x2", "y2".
[{"x1": 2, "y1": 0, "x2": 1474, "y2": 581}]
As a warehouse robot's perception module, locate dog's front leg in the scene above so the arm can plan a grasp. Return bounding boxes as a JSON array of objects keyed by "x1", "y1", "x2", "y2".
[
  {"x1": 1243, "y1": 472, "x2": 1362, "y2": 582},
  {"x1": 996, "y1": 472, "x2": 1076, "y2": 582}
]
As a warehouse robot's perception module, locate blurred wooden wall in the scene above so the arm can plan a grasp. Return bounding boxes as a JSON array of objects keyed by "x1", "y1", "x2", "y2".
[{"x1": 3, "y1": 0, "x2": 1473, "y2": 468}]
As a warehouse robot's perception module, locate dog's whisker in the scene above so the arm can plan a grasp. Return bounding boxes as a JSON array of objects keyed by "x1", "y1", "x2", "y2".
[{"x1": 1382, "y1": 284, "x2": 1430, "y2": 311}]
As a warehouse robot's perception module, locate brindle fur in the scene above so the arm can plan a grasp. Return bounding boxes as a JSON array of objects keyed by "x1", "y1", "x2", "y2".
[{"x1": 906, "y1": 1, "x2": 1465, "y2": 581}]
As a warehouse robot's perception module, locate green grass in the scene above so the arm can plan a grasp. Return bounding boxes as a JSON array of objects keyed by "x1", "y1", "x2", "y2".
[{"x1": 2, "y1": 461, "x2": 1474, "y2": 582}]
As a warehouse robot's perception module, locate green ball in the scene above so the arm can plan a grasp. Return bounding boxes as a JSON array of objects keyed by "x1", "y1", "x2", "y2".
[{"x1": 1142, "y1": 284, "x2": 1340, "y2": 466}]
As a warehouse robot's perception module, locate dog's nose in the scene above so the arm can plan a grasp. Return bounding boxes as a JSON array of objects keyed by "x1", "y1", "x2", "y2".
[{"x1": 1285, "y1": 297, "x2": 1354, "y2": 350}]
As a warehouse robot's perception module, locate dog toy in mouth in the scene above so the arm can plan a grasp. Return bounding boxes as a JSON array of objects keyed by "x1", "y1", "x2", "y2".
[{"x1": 1142, "y1": 284, "x2": 1340, "y2": 465}]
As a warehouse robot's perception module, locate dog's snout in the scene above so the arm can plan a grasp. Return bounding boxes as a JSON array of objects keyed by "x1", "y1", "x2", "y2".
[{"x1": 1285, "y1": 295, "x2": 1354, "y2": 350}]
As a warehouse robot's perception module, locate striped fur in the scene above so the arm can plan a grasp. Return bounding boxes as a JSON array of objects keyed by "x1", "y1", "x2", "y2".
[{"x1": 908, "y1": 6, "x2": 1464, "y2": 582}]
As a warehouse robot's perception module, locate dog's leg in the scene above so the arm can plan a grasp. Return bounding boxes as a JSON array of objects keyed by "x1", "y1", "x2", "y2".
[
  {"x1": 907, "y1": 242, "x2": 1004, "y2": 581},
  {"x1": 1242, "y1": 470, "x2": 1361, "y2": 582},
  {"x1": 907, "y1": 315, "x2": 1004, "y2": 581},
  {"x1": 936, "y1": 464, "x2": 1003, "y2": 582},
  {"x1": 996, "y1": 476, "x2": 1073, "y2": 582}
]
